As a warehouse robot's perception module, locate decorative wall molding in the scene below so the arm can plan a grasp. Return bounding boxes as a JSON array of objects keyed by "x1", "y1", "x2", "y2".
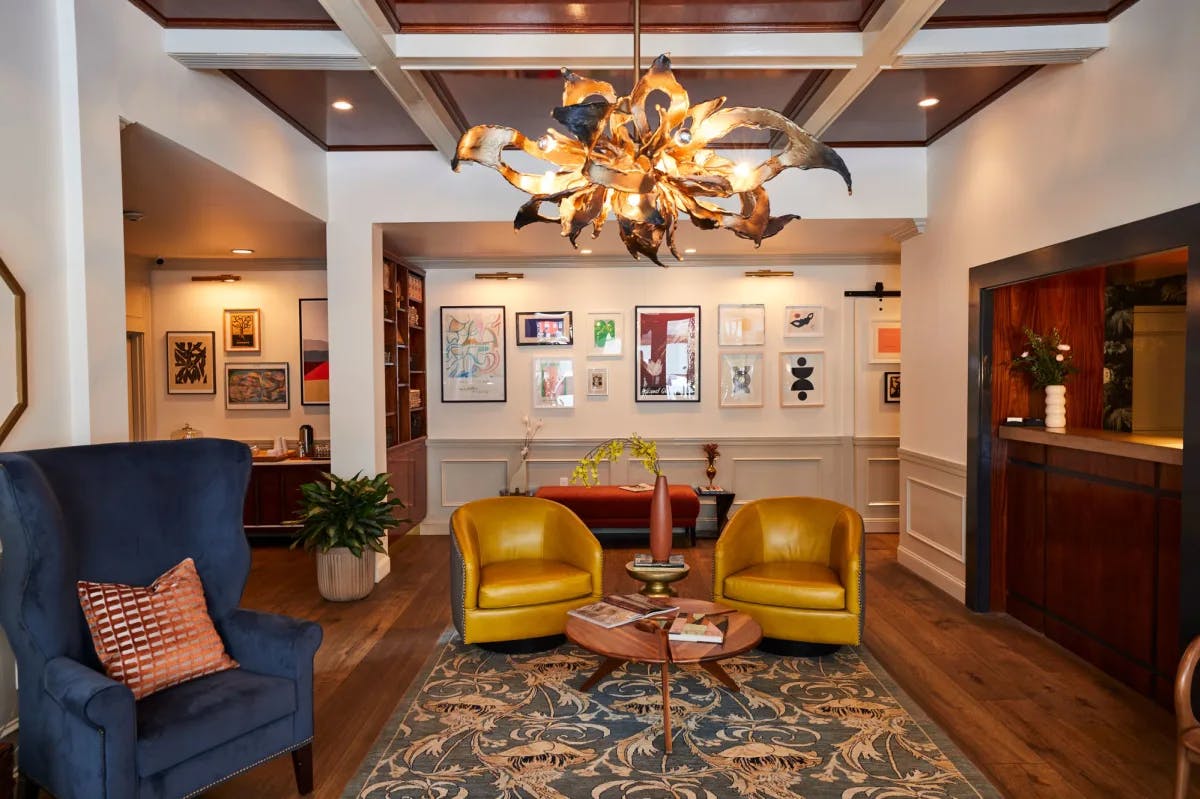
[
  {"x1": 905, "y1": 476, "x2": 967, "y2": 558},
  {"x1": 854, "y1": 437, "x2": 900, "y2": 533},
  {"x1": 897, "y1": 447, "x2": 967, "y2": 477},
  {"x1": 898, "y1": 449, "x2": 968, "y2": 602},
  {"x1": 897, "y1": 544, "x2": 966, "y2": 602}
]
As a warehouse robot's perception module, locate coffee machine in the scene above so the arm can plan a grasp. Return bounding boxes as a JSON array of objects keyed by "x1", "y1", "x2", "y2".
[{"x1": 298, "y1": 424, "x2": 315, "y2": 459}]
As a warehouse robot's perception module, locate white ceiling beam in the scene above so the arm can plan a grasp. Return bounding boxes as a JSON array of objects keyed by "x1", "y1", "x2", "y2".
[
  {"x1": 799, "y1": 0, "x2": 948, "y2": 136},
  {"x1": 317, "y1": 0, "x2": 461, "y2": 158},
  {"x1": 164, "y1": 28, "x2": 367, "y2": 70},
  {"x1": 391, "y1": 32, "x2": 863, "y2": 71},
  {"x1": 895, "y1": 23, "x2": 1108, "y2": 67}
]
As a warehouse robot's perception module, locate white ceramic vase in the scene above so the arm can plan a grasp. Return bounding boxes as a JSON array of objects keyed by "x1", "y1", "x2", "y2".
[
  {"x1": 1044, "y1": 384, "x2": 1067, "y2": 429},
  {"x1": 316, "y1": 547, "x2": 375, "y2": 601}
]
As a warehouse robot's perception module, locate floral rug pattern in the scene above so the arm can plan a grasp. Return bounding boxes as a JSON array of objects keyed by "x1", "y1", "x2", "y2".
[{"x1": 345, "y1": 639, "x2": 998, "y2": 799}]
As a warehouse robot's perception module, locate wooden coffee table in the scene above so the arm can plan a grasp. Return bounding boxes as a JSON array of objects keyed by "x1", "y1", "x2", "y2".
[{"x1": 565, "y1": 597, "x2": 763, "y2": 753}]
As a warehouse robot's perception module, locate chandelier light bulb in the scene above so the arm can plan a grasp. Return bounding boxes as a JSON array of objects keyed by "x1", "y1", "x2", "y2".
[
  {"x1": 733, "y1": 162, "x2": 752, "y2": 179},
  {"x1": 674, "y1": 129, "x2": 692, "y2": 145},
  {"x1": 537, "y1": 134, "x2": 556, "y2": 152},
  {"x1": 628, "y1": 194, "x2": 642, "y2": 207}
]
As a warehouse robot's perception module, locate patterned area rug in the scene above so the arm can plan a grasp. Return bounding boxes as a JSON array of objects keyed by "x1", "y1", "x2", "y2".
[{"x1": 344, "y1": 633, "x2": 1000, "y2": 799}]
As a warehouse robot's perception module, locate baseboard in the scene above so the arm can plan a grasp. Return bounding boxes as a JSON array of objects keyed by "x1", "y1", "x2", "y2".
[
  {"x1": 864, "y1": 517, "x2": 900, "y2": 533},
  {"x1": 897, "y1": 545, "x2": 965, "y2": 603},
  {"x1": 0, "y1": 718, "x2": 17, "y2": 738}
]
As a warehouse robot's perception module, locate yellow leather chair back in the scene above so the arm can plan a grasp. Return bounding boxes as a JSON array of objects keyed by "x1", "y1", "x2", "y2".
[{"x1": 736, "y1": 497, "x2": 849, "y2": 565}]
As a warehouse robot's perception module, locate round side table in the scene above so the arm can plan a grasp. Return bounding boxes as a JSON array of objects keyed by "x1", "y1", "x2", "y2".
[{"x1": 625, "y1": 561, "x2": 690, "y2": 597}]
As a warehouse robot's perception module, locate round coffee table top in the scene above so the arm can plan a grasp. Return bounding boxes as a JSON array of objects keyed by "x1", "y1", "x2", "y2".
[{"x1": 566, "y1": 597, "x2": 762, "y2": 665}]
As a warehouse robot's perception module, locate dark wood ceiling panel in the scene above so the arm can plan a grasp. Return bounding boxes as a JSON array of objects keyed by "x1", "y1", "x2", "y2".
[
  {"x1": 129, "y1": 0, "x2": 336, "y2": 28},
  {"x1": 821, "y1": 65, "x2": 1037, "y2": 146},
  {"x1": 435, "y1": 68, "x2": 815, "y2": 147},
  {"x1": 227, "y1": 70, "x2": 434, "y2": 150},
  {"x1": 387, "y1": 1, "x2": 880, "y2": 33},
  {"x1": 926, "y1": 0, "x2": 1138, "y2": 27}
]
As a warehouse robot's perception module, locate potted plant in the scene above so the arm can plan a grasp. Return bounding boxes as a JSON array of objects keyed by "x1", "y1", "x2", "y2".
[
  {"x1": 292, "y1": 472, "x2": 406, "y2": 601},
  {"x1": 1011, "y1": 327, "x2": 1076, "y2": 430},
  {"x1": 571, "y1": 435, "x2": 673, "y2": 562}
]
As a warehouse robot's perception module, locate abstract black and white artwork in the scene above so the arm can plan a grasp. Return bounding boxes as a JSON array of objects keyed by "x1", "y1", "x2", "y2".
[
  {"x1": 719, "y1": 352, "x2": 763, "y2": 407},
  {"x1": 783, "y1": 305, "x2": 824, "y2": 338},
  {"x1": 165, "y1": 331, "x2": 216, "y2": 395},
  {"x1": 780, "y1": 351, "x2": 825, "y2": 407}
]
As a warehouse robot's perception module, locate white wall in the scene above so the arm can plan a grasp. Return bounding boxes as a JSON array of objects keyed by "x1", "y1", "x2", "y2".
[
  {"x1": 898, "y1": 0, "x2": 1200, "y2": 600},
  {"x1": 421, "y1": 263, "x2": 900, "y2": 534},
  {"x1": 150, "y1": 270, "x2": 330, "y2": 442}
]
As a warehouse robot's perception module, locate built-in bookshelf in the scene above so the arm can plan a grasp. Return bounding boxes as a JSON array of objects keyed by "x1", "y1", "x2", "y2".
[{"x1": 383, "y1": 256, "x2": 427, "y2": 535}]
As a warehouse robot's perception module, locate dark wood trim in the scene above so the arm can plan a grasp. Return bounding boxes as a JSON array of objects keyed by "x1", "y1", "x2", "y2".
[
  {"x1": 162, "y1": 18, "x2": 338, "y2": 30},
  {"x1": 1106, "y1": 0, "x2": 1142, "y2": 20},
  {"x1": 326, "y1": 144, "x2": 439, "y2": 151},
  {"x1": 221, "y1": 70, "x2": 330, "y2": 151},
  {"x1": 421, "y1": 72, "x2": 469, "y2": 135},
  {"x1": 824, "y1": 140, "x2": 926, "y2": 147},
  {"x1": 857, "y1": 0, "x2": 890, "y2": 31},
  {"x1": 373, "y1": 0, "x2": 403, "y2": 33},
  {"x1": 965, "y1": 203, "x2": 1200, "y2": 673},
  {"x1": 770, "y1": 70, "x2": 832, "y2": 149},
  {"x1": 927, "y1": 65, "x2": 1043, "y2": 147},
  {"x1": 924, "y1": 12, "x2": 1113, "y2": 29},
  {"x1": 125, "y1": 0, "x2": 167, "y2": 26}
]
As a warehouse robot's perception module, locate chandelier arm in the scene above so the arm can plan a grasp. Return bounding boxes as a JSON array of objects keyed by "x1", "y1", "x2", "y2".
[{"x1": 454, "y1": 125, "x2": 588, "y2": 196}]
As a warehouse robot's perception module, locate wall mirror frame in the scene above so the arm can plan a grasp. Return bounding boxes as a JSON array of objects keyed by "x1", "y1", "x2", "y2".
[{"x1": 0, "y1": 256, "x2": 28, "y2": 445}]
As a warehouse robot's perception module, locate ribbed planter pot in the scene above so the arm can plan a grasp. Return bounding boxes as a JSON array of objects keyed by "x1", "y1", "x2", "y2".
[
  {"x1": 316, "y1": 547, "x2": 375, "y2": 602},
  {"x1": 1044, "y1": 384, "x2": 1067, "y2": 429}
]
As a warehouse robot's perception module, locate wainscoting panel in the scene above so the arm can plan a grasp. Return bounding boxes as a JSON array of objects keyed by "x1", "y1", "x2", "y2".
[
  {"x1": 424, "y1": 437, "x2": 856, "y2": 536},
  {"x1": 853, "y1": 437, "x2": 900, "y2": 533},
  {"x1": 898, "y1": 448, "x2": 968, "y2": 601}
]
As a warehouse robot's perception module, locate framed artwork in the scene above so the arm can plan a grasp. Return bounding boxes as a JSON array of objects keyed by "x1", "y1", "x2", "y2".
[
  {"x1": 780, "y1": 351, "x2": 825, "y2": 407},
  {"x1": 719, "y1": 352, "x2": 764, "y2": 407},
  {"x1": 586, "y1": 311, "x2": 623, "y2": 357},
  {"x1": 298, "y1": 298, "x2": 328, "y2": 405},
  {"x1": 516, "y1": 311, "x2": 573, "y2": 345},
  {"x1": 869, "y1": 319, "x2": 902, "y2": 364},
  {"x1": 717, "y1": 304, "x2": 765, "y2": 346},
  {"x1": 635, "y1": 305, "x2": 700, "y2": 402},
  {"x1": 223, "y1": 308, "x2": 261, "y2": 353},
  {"x1": 784, "y1": 305, "x2": 824, "y2": 338},
  {"x1": 225, "y1": 362, "x2": 289, "y2": 410},
  {"x1": 533, "y1": 357, "x2": 574, "y2": 408},
  {"x1": 884, "y1": 371, "x2": 901, "y2": 403},
  {"x1": 587, "y1": 367, "x2": 609, "y2": 396},
  {"x1": 441, "y1": 306, "x2": 506, "y2": 402},
  {"x1": 165, "y1": 331, "x2": 216, "y2": 395}
]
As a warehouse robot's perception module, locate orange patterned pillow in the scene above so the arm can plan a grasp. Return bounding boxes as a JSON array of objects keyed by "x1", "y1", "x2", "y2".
[{"x1": 78, "y1": 558, "x2": 238, "y2": 699}]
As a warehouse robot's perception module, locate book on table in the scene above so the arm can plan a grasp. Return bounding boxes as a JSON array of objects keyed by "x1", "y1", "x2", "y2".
[
  {"x1": 634, "y1": 553, "x2": 686, "y2": 568},
  {"x1": 619, "y1": 483, "x2": 654, "y2": 492},
  {"x1": 667, "y1": 614, "x2": 725, "y2": 644},
  {"x1": 568, "y1": 593, "x2": 679, "y2": 628}
]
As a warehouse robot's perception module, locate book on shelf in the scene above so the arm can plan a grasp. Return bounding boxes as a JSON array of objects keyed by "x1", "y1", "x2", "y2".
[
  {"x1": 668, "y1": 614, "x2": 725, "y2": 644},
  {"x1": 567, "y1": 593, "x2": 678, "y2": 628},
  {"x1": 619, "y1": 482, "x2": 654, "y2": 492},
  {"x1": 696, "y1": 485, "x2": 726, "y2": 494},
  {"x1": 633, "y1": 553, "x2": 686, "y2": 568}
]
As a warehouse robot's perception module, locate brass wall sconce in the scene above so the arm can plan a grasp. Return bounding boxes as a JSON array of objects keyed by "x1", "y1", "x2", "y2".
[
  {"x1": 745, "y1": 269, "x2": 794, "y2": 278},
  {"x1": 474, "y1": 272, "x2": 525, "y2": 280},
  {"x1": 191, "y1": 274, "x2": 242, "y2": 283}
]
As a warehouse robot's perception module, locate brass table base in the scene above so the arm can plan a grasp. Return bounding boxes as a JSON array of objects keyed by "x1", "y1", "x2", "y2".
[{"x1": 625, "y1": 561, "x2": 690, "y2": 597}]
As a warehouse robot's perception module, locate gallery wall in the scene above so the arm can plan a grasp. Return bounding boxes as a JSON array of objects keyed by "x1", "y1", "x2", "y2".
[
  {"x1": 898, "y1": 0, "x2": 1200, "y2": 601},
  {"x1": 422, "y1": 263, "x2": 901, "y2": 535},
  {"x1": 150, "y1": 269, "x2": 329, "y2": 442}
]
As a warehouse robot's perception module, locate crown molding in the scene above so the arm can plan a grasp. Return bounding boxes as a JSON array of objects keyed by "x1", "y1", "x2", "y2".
[{"x1": 888, "y1": 218, "x2": 927, "y2": 243}]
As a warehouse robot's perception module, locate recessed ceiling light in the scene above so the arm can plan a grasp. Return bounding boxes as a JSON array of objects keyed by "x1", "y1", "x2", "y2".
[
  {"x1": 683, "y1": 248, "x2": 697, "y2": 254},
  {"x1": 331, "y1": 100, "x2": 354, "y2": 111},
  {"x1": 917, "y1": 97, "x2": 940, "y2": 108},
  {"x1": 580, "y1": 249, "x2": 593, "y2": 255},
  {"x1": 230, "y1": 248, "x2": 254, "y2": 255}
]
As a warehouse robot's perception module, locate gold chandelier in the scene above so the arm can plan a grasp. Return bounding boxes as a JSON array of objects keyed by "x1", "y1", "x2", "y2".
[{"x1": 451, "y1": 5, "x2": 852, "y2": 265}]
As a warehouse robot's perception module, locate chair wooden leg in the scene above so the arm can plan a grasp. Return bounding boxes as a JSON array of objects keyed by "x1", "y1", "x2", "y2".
[
  {"x1": 15, "y1": 773, "x2": 39, "y2": 799},
  {"x1": 1175, "y1": 747, "x2": 1191, "y2": 799},
  {"x1": 291, "y1": 743, "x2": 314, "y2": 796}
]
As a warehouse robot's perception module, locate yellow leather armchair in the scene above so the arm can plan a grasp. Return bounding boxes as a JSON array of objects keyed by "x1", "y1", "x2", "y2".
[
  {"x1": 450, "y1": 496, "x2": 603, "y2": 645},
  {"x1": 713, "y1": 497, "x2": 864, "y2": 647}
]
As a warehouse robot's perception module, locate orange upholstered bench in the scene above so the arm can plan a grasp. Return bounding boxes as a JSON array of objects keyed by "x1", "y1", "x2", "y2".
[{"x1": 534, "y1": 485, "x2": 700, "y2": 546}]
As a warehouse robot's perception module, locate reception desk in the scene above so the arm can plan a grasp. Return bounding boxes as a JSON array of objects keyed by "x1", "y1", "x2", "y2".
[{"x1": 996, "y1": 426, "x2": 1181, "y2": 704}]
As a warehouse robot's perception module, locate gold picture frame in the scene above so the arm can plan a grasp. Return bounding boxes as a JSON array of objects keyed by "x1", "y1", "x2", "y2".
[{"x1": 224, "y1": 308, "x2": 261, "y2": 353}]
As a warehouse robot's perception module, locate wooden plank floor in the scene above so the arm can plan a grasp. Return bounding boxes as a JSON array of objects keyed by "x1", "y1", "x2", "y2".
[{"x1": 202, "y1": 533, "x2": 1183, "y2": 799}]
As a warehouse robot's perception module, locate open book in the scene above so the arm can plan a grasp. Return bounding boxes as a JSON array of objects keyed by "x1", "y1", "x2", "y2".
[
  {"x1": 568, "y1": 593, "x2": 679, "y2": 628},
  {"x1": 667, "y1": 614, "x2": 725, "y2": 644}
]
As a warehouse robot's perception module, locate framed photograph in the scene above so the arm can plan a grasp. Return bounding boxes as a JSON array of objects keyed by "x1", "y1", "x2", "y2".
[
  {"x1": 533, "y1": 357, "x2": 574, "y2": 408},
  {"x1": 717, "y1": 304, "x2": 765, "y2": 346},
  {"x1": 223, "y1": 308, "x2": 261, "y2": 353},
  {"x1": 635, "y1": 305, "x2": 700, "y2": 402},
  {"x1": 784, "y1": 305, "x2": 824, "y2": 338},
  {"x1": 869, "y1": 319, "x2": 901, "y2": 364},
  {"x1": 298, "y1": 298, "x2": 328, "y2": 405},
  {"x1": 441, "y1": 306, "x2": 506, "y2": 402},
  {"x1": 884, "y1": 371, "x2": 901, "y2": 404},
  {"x1": 719, "y1": 352, "x2": 764, "y2": 407},
  {"x1": 516, "y1": 311, "x2": 573, "y2": 346},
  {"x1": 780, "y1": 351, "x2": 825, "y2": 407},
  {"x1": 165, "y1": 331, "x2": 216, "y2": 395},
  {"x1": 225, "y1": 362, "x2": 289, "y2": 410},
  {"x1": 586, "y1": 311, "x2": 623, "y2": 357},
  {"x1": 587, "y1": 367, "x2": 609, "y2": 396}
]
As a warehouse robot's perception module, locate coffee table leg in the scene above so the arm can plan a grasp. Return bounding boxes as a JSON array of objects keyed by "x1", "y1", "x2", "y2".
[
  {"x1": 579, "y1": 657, "x2": 625, "y2": 691},
  {"x1": 661, "y1": 661, "x2": 672, "y2": 754},
  {"x1": 700, "y1": 660, "x2": 740, "y2": 692}
]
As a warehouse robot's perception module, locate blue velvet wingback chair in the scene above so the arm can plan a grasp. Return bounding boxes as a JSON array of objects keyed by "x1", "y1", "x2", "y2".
[{"x1": 0, "y1": 439, "x2": 323, "y2": 799}]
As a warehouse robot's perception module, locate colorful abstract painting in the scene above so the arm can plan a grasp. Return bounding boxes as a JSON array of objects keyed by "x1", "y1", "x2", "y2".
[
  {"x1": 225, "y1": 363, "x2": 289, "y2": 410},
  {"x1": 635, "y1": 306, "x2": 700, "y2": 402},
  {"x1": 587, "y1": 311, "x2": 623, "y2": 357},
  {"x1": 299, "y1": 298, "x2": 329, "y2": 405},
  {"x1": 441, "y1": 306, "x2": 506, "y2": 402}
]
